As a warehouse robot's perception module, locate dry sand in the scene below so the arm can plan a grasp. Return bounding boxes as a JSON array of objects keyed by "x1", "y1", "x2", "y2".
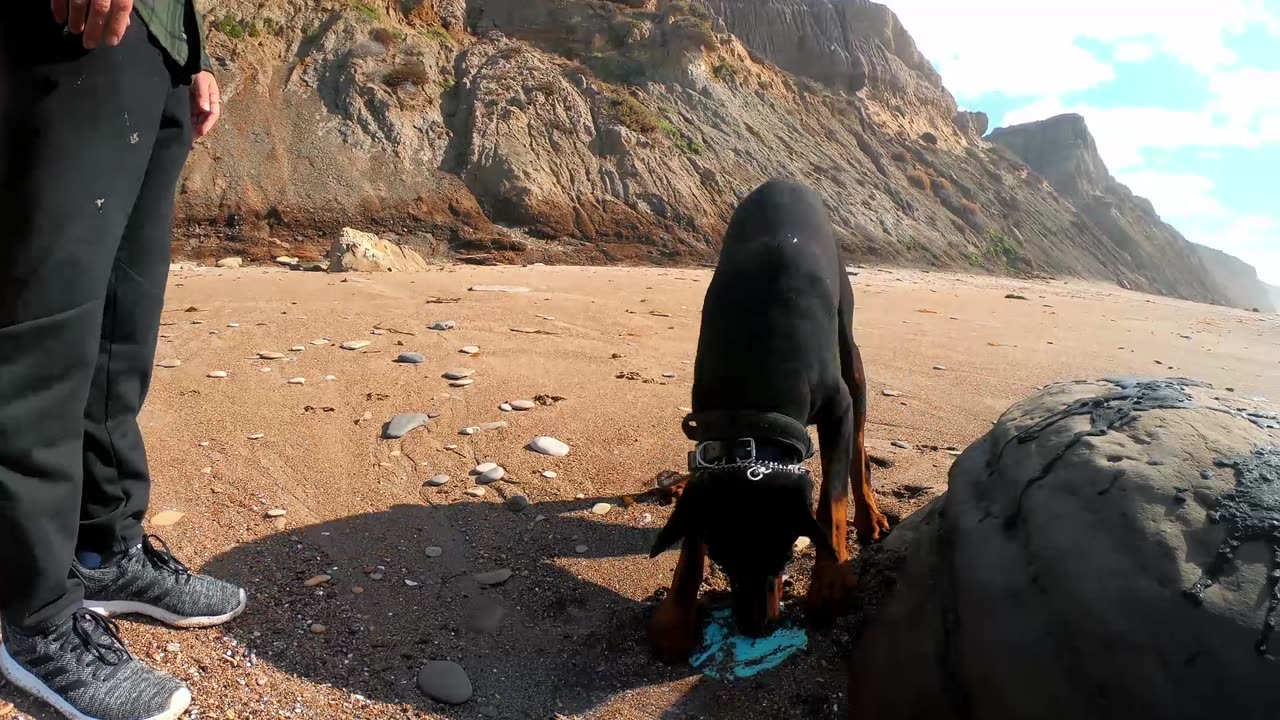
[{"x1": 2, "y1": 264, "x2": 1277, "y2": 720}]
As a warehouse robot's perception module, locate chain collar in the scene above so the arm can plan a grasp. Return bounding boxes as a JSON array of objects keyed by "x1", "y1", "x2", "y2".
[{"x1": 695, "y1": 459, "x2": 811, "y2": 481}]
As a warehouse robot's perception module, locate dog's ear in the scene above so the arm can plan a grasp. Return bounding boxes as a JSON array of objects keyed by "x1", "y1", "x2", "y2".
[{"x1": 650, "y1": 481, "x2": 708, "y2": 558}]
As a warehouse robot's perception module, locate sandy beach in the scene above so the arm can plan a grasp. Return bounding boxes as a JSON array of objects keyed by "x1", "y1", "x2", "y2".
[{"x1": 3, "y1": 263, "x2": 1276, "y2": 720}]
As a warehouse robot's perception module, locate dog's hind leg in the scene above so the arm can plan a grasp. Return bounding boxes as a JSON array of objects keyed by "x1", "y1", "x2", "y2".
[
  {"x1": 806, "y1": 388, "x2": 857, "y2": 625},
  {"x1": 839, "y1": 282, "x2": 891, "y2": 543},
  {"x1": 649, "y1": 540, "x2": 705, "y2": 664}
]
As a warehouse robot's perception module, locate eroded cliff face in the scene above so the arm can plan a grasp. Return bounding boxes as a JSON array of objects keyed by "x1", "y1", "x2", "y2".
[
  {"x1": 178, "y1": 0, "x2": 1268, "y2": 310},
  {"x1": 988, "y1": 114, "x2": 1273, "y2": 310}
]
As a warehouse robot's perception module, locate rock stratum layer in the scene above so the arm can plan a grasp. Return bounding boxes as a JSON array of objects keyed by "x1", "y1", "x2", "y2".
[{"x1": 178, "y1": 0, "x2": 1272, "y2": 310}]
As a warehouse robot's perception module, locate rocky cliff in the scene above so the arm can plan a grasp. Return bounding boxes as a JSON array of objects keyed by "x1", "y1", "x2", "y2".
[
  {"x1": 178, "y1": 0, "x2": 1267, "y2": 310},
  {"x1": 987, "y1": 114, "x2": 1273, "y2": 311}
]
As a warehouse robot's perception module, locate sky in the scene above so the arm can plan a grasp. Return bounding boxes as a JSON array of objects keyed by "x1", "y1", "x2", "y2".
[{"x1": 887, "y1": 0, "x2": 1280, "y2": 285}]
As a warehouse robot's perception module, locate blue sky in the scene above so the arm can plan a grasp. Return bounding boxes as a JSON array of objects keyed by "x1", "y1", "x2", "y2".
[{"x1": 888, "y1": 0, "x2": 1280, "y2": 285}]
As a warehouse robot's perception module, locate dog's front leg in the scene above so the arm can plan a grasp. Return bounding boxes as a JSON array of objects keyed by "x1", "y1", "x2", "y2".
[
  {"x1": 649, "y1": 540, "x2": 705, "y2": 664},
  {"x1": 806, "y1": 394, "x2": 856, "y2": 625}
]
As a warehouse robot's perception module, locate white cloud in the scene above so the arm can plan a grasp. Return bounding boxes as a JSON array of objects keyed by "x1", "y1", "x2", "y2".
[
  {"x1": 1111, "y1": 41, "x2": 1156, "y2": 63},
  {"x1": 888, "y1": 0, "x2": 1280, "y2": 100},
  {"x1": 1113, "y1": 171, "x2": 1227, "y2": 219}
]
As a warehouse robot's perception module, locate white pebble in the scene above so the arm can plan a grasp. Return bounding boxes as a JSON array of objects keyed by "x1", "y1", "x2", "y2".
[
  {"x1": 461, "y1": 427, "x2": 480, "y2": 436},
  {"x1": 247, "y1": 433, "x2": 265, "y2": 440},
  {"x1": 207, "y1": 370, "x2": 228, "y2": 379},
  {"x1": 530, "y1": 436, "x2": 570, "y2": 457},
  {"x1": 591, "y1": 503, "x2": 612, "y2": 516},
  {"x1": 288, "y1": 377, "x2": 306, "y2": 385},
  {"x1": 542, "y1": 470, "x2": 557, "y2": 479}
]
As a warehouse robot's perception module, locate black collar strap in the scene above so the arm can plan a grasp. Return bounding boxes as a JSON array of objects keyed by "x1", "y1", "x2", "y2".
[{"x1": 682, "y1": 410, "x2": 815, "y2": 462}]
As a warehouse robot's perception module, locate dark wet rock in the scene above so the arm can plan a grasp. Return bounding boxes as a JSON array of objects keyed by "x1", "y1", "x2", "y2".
[
  {"x1": 850, "y1": 379, "x2": 1280, "y2": 718},
  {"x1": 416, "y1": 661, "x2": 472, "y2": 705}
]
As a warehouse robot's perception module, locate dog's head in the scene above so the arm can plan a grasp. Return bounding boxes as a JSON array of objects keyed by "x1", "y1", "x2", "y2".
[{"x1": 649, "y1": 468, "x2": 834, "y2": 636}]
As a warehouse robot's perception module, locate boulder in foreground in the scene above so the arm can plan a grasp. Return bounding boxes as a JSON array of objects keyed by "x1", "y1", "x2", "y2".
[
  {"x1": 851, "y1": 378, "x2": 1280, "y2": 719},
  {"x1": 328, "y1": 228, "x2": 429, "y2": 273}
]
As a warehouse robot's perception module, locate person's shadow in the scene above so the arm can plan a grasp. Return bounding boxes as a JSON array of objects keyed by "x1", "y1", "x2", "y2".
[{"x1": 202, "y1": 492, "x2": 856, "y2": 719}]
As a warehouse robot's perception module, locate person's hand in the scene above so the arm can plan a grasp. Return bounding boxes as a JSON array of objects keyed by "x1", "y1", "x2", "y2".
[
  {"x1": 190, "y1": 72, "x2": 221, "y2": 139},
  {"x1": 53, "y1": 0, "x2": 134, "y2": 49}
]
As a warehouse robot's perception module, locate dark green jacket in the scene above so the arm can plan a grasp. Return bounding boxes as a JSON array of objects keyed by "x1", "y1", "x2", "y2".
[{"x1": 134, "y1": 0, "x2": 214, "y2": 73}]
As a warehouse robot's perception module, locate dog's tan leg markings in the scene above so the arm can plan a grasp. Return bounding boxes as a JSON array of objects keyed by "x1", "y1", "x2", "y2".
[
  {"x1": 806, "y1": 473, "x2": 855, "y2": 625},
  {"x1": 849, "y1": 343, "x2": 891, "y2": 542},
  {"x1": 649, "y1": 539, "x2": 705, "y2": 664}
]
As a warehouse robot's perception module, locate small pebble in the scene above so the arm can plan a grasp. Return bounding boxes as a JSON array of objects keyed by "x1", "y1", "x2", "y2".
[
  {"x1": 384, "y1": 413, "x2": 432, "y2": 439},
  {"x1": 509, "y1": 399, "x2": 535, "y2": 411},
  {"x1": 425, "y1": 546, "x2": 443, "y2": 558},
  {"x1": 465, "y1": 487, "x2": 487, "y2": 498},
  {"x1": 259, "y1": 367, "x2": 273, "y2": 373},
  {"x1": 506, "y1": 495, "x2": 531, "y2": 512},
  {"x1": 450, "y1": 378, "x2": 475, "y2": 387},
  {"x1": 461, "y1": 426, "x2": 480, "y2": 436},
  {"x1": 530, "y1": 436, "x2": 571, "y2": 457},
  {"x1": 794, "y1": 537, "x2": 812, "y2": 551},
  {"x1": 474, "y1": 568, "x2": 513, "y2": 586},
  {"x1": 227, "y1": 323, "x2": 240, "y2": 328},
  {"x1": 499, "y1": 403, "x2": 513, "y2": 412},
  {"x1": 248, "y1": 433, "x2": 265, "y2": 440},
  {"x1": 265, "y1": 508, "x2": 287, "y2": 517},
  {"x1": 429, "y1": 321, "x2": 457, "y2": 331},
  {"x1": 290, "y1": 346, "x2": 306, "y2": 352},
  {"x1": 891, "y1": 440, "x2": 912, "y2": 450},
  {"x1": 575, "y1": 544, "x2": 588, "y2": 554},
  {"x1": 542, "y1": 470, "x2": 557, "y2": 479},
  {"x1": 460, "y1": 345, "x2": 480, "y2": 354},
  {"x1": 474, "y1": 462, "x2": 498, "y2": 474},
  {"x1": 933, "y1": 365, "x2": 947, "y2": 371},
  {"x1": 325, "y1": 375, "x2": 337, "y2": 381},
  {"x1": 288, "y1": 377, "x2": 306, "y2": 385},
  {"x1": 304, "y1": 574, "x2": 331, "y2": 588},
  {"x1": 165, "y1": 642, "x2": 181, "y2": 653},
  {"x1": 882, "y1": 389, "x2": 903, "y2": 397},
  {"x1": 479, "y1": 466, "x2": 506, "y2": 484},
  {"x1": 157, "y1": 359, "x2": 181, "y2": 368},
  {"x1": 662, "y1": 372, "x2": 676, "y2": 379},
  {"x1": 397, "y1": 352, "x2": 426, "y2": 364},
  {"x1": 591, "y1": 503, "x2": 612, "y2": 516},
  {"x1": 480, "y1": 421, "x2": 508, "y2": 431},
  {"x1": 258, "y1": 352, "x2": 285, "y2": 360},
  {"x1": 416, "y1": 661, "x2": 472, "y2": 705},
  {"x1": 443, "y1": 368, "x2": 475, "y2": 380},
  {"x1": 641, "y1": 513, "x2": 653, "y2": 525},
  {"x1": 405, "y1": 579, "x2": 419, "y2": 587},
  {"x1": 310, "y1": 624, "x2": 327, "y2": 635},
  {"x1": 310, "y1": 339, "x2": 330, "y2": 346},
  {"x1": 352, "y1": 586, "x2": 365, "y2": 594},
  {"x1": 427, "y1": 475, "x2": 450, "y2": 487},
  {"x1": 207, "y1": 370, "x2": 228, "y2": 378},
  {"x1": 340, "y1": 340, "x2": 371, "y2": 351}
]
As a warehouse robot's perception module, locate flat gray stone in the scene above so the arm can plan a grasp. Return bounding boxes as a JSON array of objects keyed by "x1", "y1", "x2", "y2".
[
  {"x1": 416, "y1": 661, "x2": 472, "y2": 705},
  {"x1": 425, "y1": 546, "x2": 443, "y2": 558},
  {"x1": 469, "y1": 285, "x2": 530, "y2": 293},
  {"x1": 530, "y1": 436, "x2": 570, "y2": 457},
  {"x1": 474, "y1": 568, "x2": 513, "y2": 586},
  {"x1": 473, "y1": 462, "x2": 498, "y2": 475},
  {"x1": 384, "y1": 413, "x2": 432, "y2": 439},
  {"x1": 443, "y1": 368, "x2": 475, "y2": 380},
  {"x1": 398, "y1": 353, "x2": 426, "y2": 364},
  {"x1": 506, "y1": 495, "x2": 531, "y2": 512},
  {"x1": 429, "y1": 321, "x2": 457, "y2": 331},
  {"x1": 509, "y1": 399, "x2": 535, "y2": 411},
  {"x1": 426, "y1": 475, "x2": 450, "y2": 487}
]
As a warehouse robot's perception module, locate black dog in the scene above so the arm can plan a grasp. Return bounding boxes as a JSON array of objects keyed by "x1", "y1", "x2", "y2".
[{"x1": 648, "y1": 179, "x2": 890, "y2": 663}]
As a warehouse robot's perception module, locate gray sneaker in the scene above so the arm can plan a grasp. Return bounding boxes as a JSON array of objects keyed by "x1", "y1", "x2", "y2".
[
  {"x1": 76, "y1": 536, "x2": 246, "y2": 629},
  {"x1": 0, "y1": 609, "x2": 191, "y2": 720}
]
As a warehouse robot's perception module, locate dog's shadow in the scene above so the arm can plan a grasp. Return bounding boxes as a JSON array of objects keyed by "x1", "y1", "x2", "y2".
[{"x1": 202, "y1": 496, "x2": 854, "y2": 719}]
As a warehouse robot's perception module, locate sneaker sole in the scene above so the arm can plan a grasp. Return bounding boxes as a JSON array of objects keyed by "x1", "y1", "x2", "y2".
[
  {"x1": 84, "y1": 588, "x2": 247, "y2": 629},
  {"x1": 0, "y1": 645, "x2": 191, "y2": 720}
]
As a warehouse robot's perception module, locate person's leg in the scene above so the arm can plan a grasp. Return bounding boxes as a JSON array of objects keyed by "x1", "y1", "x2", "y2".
[
  {"x1": 0, "y1": 5, "x2": 174, "y2": 633},
  {"x1": 77, "y1": 74, "x2": 193, "y2": 563}
]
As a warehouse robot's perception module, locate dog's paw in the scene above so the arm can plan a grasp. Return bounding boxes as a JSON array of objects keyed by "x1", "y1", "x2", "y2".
[
  {"x1": 853, "y1": 506, "x2": 892, "y2": 543},
  {"x1": 648, "y1": 601, "x2": 700, "y2": 665},
  {"x1": 805, "y1": 559, "x2": 856, "y2": 626}
]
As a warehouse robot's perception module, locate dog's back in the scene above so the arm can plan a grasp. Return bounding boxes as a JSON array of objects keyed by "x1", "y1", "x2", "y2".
[{"x1": 692, "y1": 180, "x2": 845, "y2": 423}]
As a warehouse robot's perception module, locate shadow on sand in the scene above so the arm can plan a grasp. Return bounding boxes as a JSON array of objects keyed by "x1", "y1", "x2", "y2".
[{"x1": 202, "y1": 496, "x2": 855, "y2": 719}]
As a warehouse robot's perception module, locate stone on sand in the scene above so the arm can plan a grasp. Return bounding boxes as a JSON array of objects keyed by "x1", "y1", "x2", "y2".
[
  {"x1": 542, "y1": 470, "x2": 557, "y2": 479},
  {"x1": 450, "y1": 378, "x2": 475, "y2": 387},
  {"x1": 157, "y1": 359, "x2": 181, "y2": 368},
  {"x1": 464, "y1": 487, "x2": 486, "y2": 498},
  {"x1": 416, "y1": 661, "x2": 473, "y2": 705},
  {"x1": 506, "y1": 495, "x2": 531, "y2": 512},
  {"x1": 304, "y1": 574, "x2": 331, "y2": 588},
  {"x1": 591, "y1": 503, "x2": 612, "y2": 516},
  {"x1": 384, "y1": 413, "x2": 432, "y2": 439},
  {"x1": 258, "y1": 351, "x2": 285, "y2": 360},
  {"x1": 340, "y1": 340, "x2": 371, "y2": 351},
  {"x1": 288, "y1": 377, "x2": 306, "y2": 385},
  {"x1": 530, "y1": 436, "x2": 570, "y2": 457},
  {"x1": 443, "y1": 368, "x2": 475, "y2": 380},
  {"x1": 509, "y1": 399, "x2": 535, "y2": 411},
  {"x1": 849, "y1": 379, "x2": 1280, "y2": 718},
  {"x1": 426, "y1": 475, "x2": 450, "y2": 487},
  {"x1": 429, "y1": 321, "x2": 457, "y2": 331},
  {"x1": 480, "y1": 421, "x2": 508, "y2": 431},
  {"x1": 397, "y1": 352, "x2": 426, "y2": 364},
  {"x1": 216, "y1": 257, "x2": 242, "y2": 269},
  {"x1": 474, "y1": 568, "x2": 513, "y2": 586},
  {"x1": 460, "y1": 346, "x2": 480, "y2": 355},
  {"x1": 149, "y1": 510, "x2": 184, "y2": 527},
  {"x1": 207, "y1": 370, "x2": 228, "y2": 378},
  {"x1": 265, "y1": 508, "x2": 287, "y2": 517},
  {"x1": 328, "y1": 228, "x2": 430, "y2": 273},
  {"x1": 425, "y1": 546, "x2": 443, "y2": 558},
  {"x1": 478, "y1": 466, "x2": 506, "y2": 484},
  {"x1": 469, "y1": 285, "x2": 529, "y2": 293}
]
